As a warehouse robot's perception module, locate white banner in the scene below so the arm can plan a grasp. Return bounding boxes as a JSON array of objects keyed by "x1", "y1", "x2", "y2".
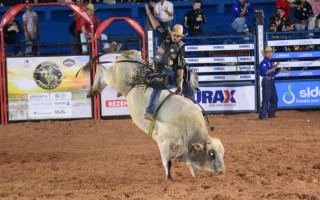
[
  {"x1": 267, "y1": 38, "x2": 320, "y2": 46},
  {"x1": 186, "y1": 56, "x2": 255, "y2": 64},
  {"x1": 194, "y1": 65, "x2": 255, "y2": 72},
  {"x1": 199, "y1": 74, "x2": 255, "y2": 82},
  {"x1": 99, "y1": 53, "x2": 130, "y2": 116},
  {"x1": 185, "y1": 44, "x2": 254, "y2": 51},
  {"x1": 196, "y1": 85, "x2": 256, "y2": 111}
]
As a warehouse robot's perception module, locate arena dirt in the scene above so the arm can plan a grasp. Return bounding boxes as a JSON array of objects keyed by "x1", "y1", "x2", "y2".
[{"x1": 0, "y1": 110, "x2": 319, "y2": 200}]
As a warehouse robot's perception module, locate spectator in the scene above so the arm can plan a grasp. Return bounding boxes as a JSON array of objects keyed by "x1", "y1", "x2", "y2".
[
  {"x1": 23, "y1": 0, "x2": 40, "y2": 56},
  {"x1": 290, "y1": 0, "x2": 313, "y2": 30},
  {"x1": 184, "y1": 0, "x2": 208, "y2": 37},
  {"x1": 269, "y1": 7, "x2": 294, "y2": 32},
  {"x1": 315, "y1": 15, "x2": 320, "y2": 31},
  {"x1": 308, "y1": 0, "x2": 320, "y2": 31},
  {"x1": 258, "y1": 46, "x2": 286, "y2": 120},
  {"x1": 270, "y1": 0, "x2": 292, "y2": 23},
  {"x1": 150, "y1": 0, "x2": 174, "y2": 35},
  {"x1": 103, "y1": 41, "x2": 122, "y2": 53},
  {"x1": 80, "y1": 4, "x2": 109, "y2": 54},
  {"x1": 231, "y1": 0, "x2": 263, "y2": 33},
  {"x1": 74, "y1": 0, "x2": 85, "y2": 53},
  {"x1": 3, "y1": 17, "x2": 24, "y2": 56}
]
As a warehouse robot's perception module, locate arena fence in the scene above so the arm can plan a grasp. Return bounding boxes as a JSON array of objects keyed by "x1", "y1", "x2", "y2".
[{"x1": 265, "y1": 30, "x2": 320, "y2": 109}]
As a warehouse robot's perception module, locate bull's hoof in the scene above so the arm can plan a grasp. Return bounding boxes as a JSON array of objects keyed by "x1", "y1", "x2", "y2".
[{"x1": 166, "y1": 175, "x2": 173, "y2": 181}]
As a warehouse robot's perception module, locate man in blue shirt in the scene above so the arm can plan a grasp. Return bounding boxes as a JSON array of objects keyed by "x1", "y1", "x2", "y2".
[
  {"x1": 258, "y1": 46, "x2": 286, "y2": 120},
  {"x1": 231, "y1": 0, "x2": 263, "y2": 33}
]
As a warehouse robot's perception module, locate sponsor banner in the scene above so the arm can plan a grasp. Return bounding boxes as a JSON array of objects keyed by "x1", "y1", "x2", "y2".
[
  {"x1": 99, "y1": 53, "x2": 130, "y2": 116},
  {"x1": 276, "y1": 81, "x2": 320, "y2": 108},
  {"x1": 273, "y1": 51, "x2": 320, "y2": 59},
  {"x1": 276, "y1": 69, "x2": 320, "y2": 77},
  {"x1": 186, "y1": 56, "x2": 254, "y2": 64},
  {"x1": 185, "y1": 44, "x2": 254, "y2": 51},
  {"x1": 278, "y1": 61, "x2": 320, "y2": 68},
  {"x1": 7, "y1": 56, "x2": 92, "y2": 121},
  {"x1": 196, "y1": 85, "x2": 256, "y2": 111},
  {"x1": 199, "y1": 74, "x2": 255, "y2": 82},
  {"x1": 28, "y1": 108, "x2": 72, "y2": 118},
  {"x1": 194, "y1": 65, "x2": 255, "y2": 73},
  {"x1": 267, "y1": 38, "x2": 320, "y2": 46}
]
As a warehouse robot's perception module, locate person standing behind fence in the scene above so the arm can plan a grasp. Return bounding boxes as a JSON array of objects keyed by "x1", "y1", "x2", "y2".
[
  {"x1": 307, "y1": 0, "x2": 320, "y2": 31},
  {"x1": 184, "y1": 0, "x2": 208, "y2": 37},
  {"x1": 230, "y1": 0, "x2": 263, "y2": 33},
  {"x1": 4, "y1": 17, "x2": 24, "y2": 56},
  {"x1": 150, "y1": 0, "x2": 174, "y2": 35},
  {"x1": 258, "y1": 46, "x2": 286, "y2": 120},
  {"x1": 74, "y1": 0, "x2": 85, "y2": 54},
  {"x1": 23, "y1": 0, "x2": 40, "y2": 56},
  {"x1": 291, "y1": 0, "x2": 313, "y2": 30},
  {"x1": 80, "y1": 4, "x2": 109, "y2": 54}
]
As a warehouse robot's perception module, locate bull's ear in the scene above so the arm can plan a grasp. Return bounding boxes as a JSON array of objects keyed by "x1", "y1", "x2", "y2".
[{"x1": 192, "y1": 143, "x2": 204, "y2": 151}]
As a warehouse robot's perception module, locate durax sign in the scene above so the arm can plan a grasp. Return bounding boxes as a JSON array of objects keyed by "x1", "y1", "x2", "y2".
[
  {"x1": 196, "y1": 86, "x2": 256, "y2": 112},
  {"x1": 276, "y1": 81, "x2": 320, "y2": 108}
]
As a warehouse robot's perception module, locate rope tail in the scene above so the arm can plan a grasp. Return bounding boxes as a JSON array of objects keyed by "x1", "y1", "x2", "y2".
[{"x1": 184, "y1": 94, "x2": 215, "y2": 131}]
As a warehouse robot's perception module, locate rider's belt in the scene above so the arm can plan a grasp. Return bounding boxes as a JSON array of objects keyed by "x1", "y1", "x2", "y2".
[{"x1": 263, "y1": 76, "x2": 275, "y2": 80}]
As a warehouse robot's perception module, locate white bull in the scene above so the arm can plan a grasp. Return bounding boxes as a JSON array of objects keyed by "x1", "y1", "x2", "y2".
[{"x1": 85, "y1": 50, "x2": 225, "y2": 180}]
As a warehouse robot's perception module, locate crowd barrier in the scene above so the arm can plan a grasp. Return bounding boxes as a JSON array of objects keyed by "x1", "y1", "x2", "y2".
[
  {"x1": 184, "y1": 35, "x2": 257, "y2": 113},
  {"x1": 266, "y1": 30, "x2": 320, "y2": 109}
]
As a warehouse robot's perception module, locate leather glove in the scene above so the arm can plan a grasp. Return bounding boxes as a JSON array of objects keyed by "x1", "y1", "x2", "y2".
[{"x1": 175, "y1": 78, "x2": 183, "y2": 95}]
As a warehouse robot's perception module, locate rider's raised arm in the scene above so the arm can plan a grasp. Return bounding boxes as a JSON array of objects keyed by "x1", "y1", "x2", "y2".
[{"x1": 145, "y1": 4, "x2": 160, "y2": 30}]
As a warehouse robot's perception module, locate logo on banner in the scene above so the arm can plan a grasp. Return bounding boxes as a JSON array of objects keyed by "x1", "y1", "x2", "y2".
[
  {"x1": 283, "y1": 84, "x2": 295, "y2": 104},
  {"x1": 239, "y1": 45, "x2": 250, "y2": 48},
  {"x1": 33, "y1": 61, "x2": 63, "y2": 90},
  {"x1": 213, "y1": 46, "x2": 224, "y2": 49},
  {"x1": 213, "y1": 58, "x2": 225, "y2": 62},
  {"x1": 197, "y1": 90, "x2": 236, "y2": 104},
  {"x1": 187, "y1": 46, "x2": 198, "y2": 50},
  {"x1": 63, "y1": 59, "x2": 75, "y2": 67}
]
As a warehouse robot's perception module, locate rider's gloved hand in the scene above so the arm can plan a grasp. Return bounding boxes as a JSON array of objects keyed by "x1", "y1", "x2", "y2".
[{"x1": 175, "y1": 78, "x2": 183, "y2": 95}]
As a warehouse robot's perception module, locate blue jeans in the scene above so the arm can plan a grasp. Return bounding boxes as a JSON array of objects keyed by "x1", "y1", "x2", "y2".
[
  {"x1": 146, "y1": 68, "x2": 196, "y2": 115},
  {"x1": 259, "y1": 78, "x2": 278, "y2": 119},
  {"x1": 231, "y1": 17, "x2": 249, "y2": 33},
  {"x1": 25, "y1": 31, "x2": 36, "y2": 55}
]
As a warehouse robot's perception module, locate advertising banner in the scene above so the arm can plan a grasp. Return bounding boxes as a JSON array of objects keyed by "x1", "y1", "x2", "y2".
[
  {"x1": 196, "y1": 85, "x2": 256, "y2": 112},
  {"x1": 99, "y1": 53, "x2": 131, "y2": 116},
  {"x1": 194, "y1": 65, "x2": 255, "y2": 73},
  {"x1": 186, "y1": 56, "x2": 255, "y2": 64},
  {"x1": 276, "y1": 81, "x2": 320, "y2": 108},
  {"x1": 7, "y1": 56, "x2": 92, "y2": 121}
]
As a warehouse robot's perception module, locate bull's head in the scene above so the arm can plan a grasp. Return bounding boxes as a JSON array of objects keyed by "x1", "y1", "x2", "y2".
[{"x1": 175, "y1": 138, "x2": 225, "y2": 174}]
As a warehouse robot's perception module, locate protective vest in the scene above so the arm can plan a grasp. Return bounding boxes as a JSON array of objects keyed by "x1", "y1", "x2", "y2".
[{"x1": 154, "y1": 36, "x2": 185, "y2": 70}]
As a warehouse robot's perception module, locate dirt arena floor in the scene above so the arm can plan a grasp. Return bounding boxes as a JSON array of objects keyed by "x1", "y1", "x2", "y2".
[{"x1": 0, "y1": 110, "x2": 320, "y2": 200}]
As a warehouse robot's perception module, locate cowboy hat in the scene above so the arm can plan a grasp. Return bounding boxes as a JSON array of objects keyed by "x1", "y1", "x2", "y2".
[
  {"x1": 86, "y1": 4, "x2": 98, "y2": 11},
  {"x1": 110, "y1": 41, "x2": 122, "y2": 52},
  {"x1": 261, "y1": 46, "x2": 275, "y2": 55},
  {"x1": 169, "y1": 24, "x2": 188, "y2": 37}
]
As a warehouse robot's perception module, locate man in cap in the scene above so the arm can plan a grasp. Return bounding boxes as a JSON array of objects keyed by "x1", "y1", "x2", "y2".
[
  {"x1": 258, "y1": 46, "x2": 287, "y2": 120},
  {"x1": 80, "y1": 4, "x2": 109, "y2": 54},
  {"x1": 23, "y1": 0, "x2": 40, "y2": 55},
  {"x1": 144, "y1": 4, "x2": 196, "y2": 121}
]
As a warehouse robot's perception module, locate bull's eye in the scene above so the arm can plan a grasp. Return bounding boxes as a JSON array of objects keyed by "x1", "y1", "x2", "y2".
[{"x1": 208, "y1": 150, "x2": 215, "y2": 160}]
